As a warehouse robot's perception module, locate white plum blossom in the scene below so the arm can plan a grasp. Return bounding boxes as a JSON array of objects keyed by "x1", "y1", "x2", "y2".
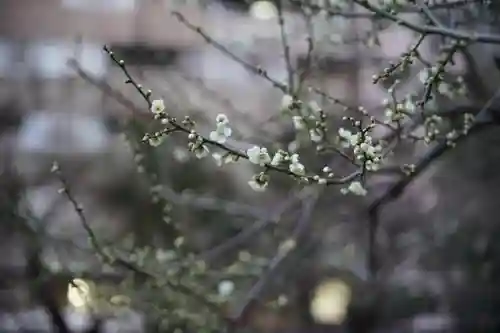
[
  {"x1": 248, "y1": 172, "x2": 269, "y2": 192},
  {"x1": 193, "y1": 144, "x2": 209, "y2": 159},
  {"x1": 212, "y1": 152, "x2": 238, "y2": 166},
  {"x1": 313, "y1": 175, "x2": 327, "y2": 185},
  {"x1": 309, "y1": 128, "x2": 323, "y2": 142},
  {"x1": 151, "y1": 99, "x2": 165, "y2": 114},
  {"x1": 218, "y1": 280, "x2": 235, "y2": 297},
  {"x1": 281, "y1": 94, "x2": 294, "y2": 111},
  {"x1": 338, "y1": 128, "x2": 360, "y2": 146},
  {"x1": 209, "y1": 113, "x2": 232, "y2": 144},
  {"x1": 148, "y1": 135, "x2": 165, "y2": 147},
  {"x1": 339, "y1": 127, "x2": 382, "y2": 171},
  {"x1": 341, "y1": 181, "x2": 367, "y2": 196},
  {"x1": 247, "y1": 146, "x2": 271, "y2": 166},
  {"x1": 289, "y1": 153, "x2": 305, "y2": 176},
  {"x1": 212, "y1": 153, "x2": 224, "y2": 166},
  {"x1": 224, "y1": 153, "x2": 239, "y2": 164},
  {"x1": 215, "y1": 113, "x2": 229, "y2": 125},
  {"x1": 292, "y1": 116, "x2": 306, "y2": 130},
  {"x1": 271, "y1": 150, "x2": 286, "y2": 166}
]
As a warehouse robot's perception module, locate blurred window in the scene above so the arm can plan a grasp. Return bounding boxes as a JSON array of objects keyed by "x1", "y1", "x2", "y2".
[
  {"x1": 26, "y1": 41, "x2": 107, "y2": 79},
  {"x1": 17, "y1": 112, "x2": 109, "y2": 155},
  {"x1": 0, "y1": 40, "x2": 14, "y2": 79},
  {"x1": 62, "y1": 0, "x2": 136, "y2": 12}
]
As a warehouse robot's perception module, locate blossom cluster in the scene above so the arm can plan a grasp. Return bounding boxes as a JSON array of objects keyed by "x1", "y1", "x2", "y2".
[{"x1": 338, "y1": 127, "x2": 382, "y2": 172}]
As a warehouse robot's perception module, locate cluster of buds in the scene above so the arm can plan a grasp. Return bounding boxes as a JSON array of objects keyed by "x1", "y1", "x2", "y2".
[
  {"x1": 188, "y1": 131, "x2": 209, "y2": 159},
  {"x1": 423, "y1": 115, "x2": 443, "y2": 144}
]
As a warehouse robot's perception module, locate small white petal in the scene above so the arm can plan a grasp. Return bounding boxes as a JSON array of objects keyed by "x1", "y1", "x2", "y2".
[
  {"x1": 195, "y1": 145, "x2": 209, "y2": 159},
  {"x1": 270, "y1": 151, "x2": 284, "y2": 166},
  {"x1": 212, "y1": 153, "x2": 223, "y2": 166},
  {"x1": 310, "y1": 129, "x2": 323, "y2": 142},
  {"x1": 292, "y1": 116, "x2": 306, "y2": 130},
  {"x1": 248, "y1": 180, "x2": 267, "y2": 192},
  {"x1": 290, "y1": 162, "x2": 305, "y2": 175},
  {"x1": 281, "y1": 94, "x2": 294, "y2": 110},
  {"x1": 223, "y1": 126, "x2": 232, "y2": 137},
  {"x1": 216, "y1": 114, "x2": 229, "y2": 124},
  {"x1": 151, "y1": 99, "x2": 165, "y2": 114},
  {"x1": 210, "y1": 131, "x2": 226, "y2": 144}
]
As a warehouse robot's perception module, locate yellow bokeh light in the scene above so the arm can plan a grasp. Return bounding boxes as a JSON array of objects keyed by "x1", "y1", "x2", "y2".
[
  {"x1": 309, "y1": 278, "x2": 352, "y2": 325},
  {"x1": 249, "y1": 1, "x2": 278, "y2": 20}
]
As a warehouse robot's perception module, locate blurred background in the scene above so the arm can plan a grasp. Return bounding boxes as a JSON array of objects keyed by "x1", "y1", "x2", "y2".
[{"x1": 1, "y1": 0, "x2": 500, "y2": 332}]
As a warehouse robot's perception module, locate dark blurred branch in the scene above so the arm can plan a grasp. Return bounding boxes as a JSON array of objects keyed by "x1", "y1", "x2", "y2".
[
  {"x1": 366, "y1": 86, "x2": 500, "y2": 280},
  {"x1": 352, "y1": 0, "x2": 500, "y2": 44},
  {"x1": 290, "y1": 0, "x2": 482, "y2": 18},
  {"x1": 233, "y1": 189, "x2": 319, "y2": 322},
  {"x1": 51, "y1": 163, "x2": 231, "y2": 324}
]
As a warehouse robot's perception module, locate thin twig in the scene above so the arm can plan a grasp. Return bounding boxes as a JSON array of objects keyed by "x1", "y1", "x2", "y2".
[
  {"x1": 233, "y1": 189, "x2": 319, "y2": 320},
  {"x1": 51, "y1": 163, "x2": 229, "y2": 321},
  {"x1": 366, "y1": 85, "x2": 500, "y2": 279},
  {"x1": 70, "y1": 58, "x2": 360, "y2": 185},
  {"x1": 352, "y1": 0, "x2": 500, "y2": 44},
  {"x1": 276, "y1": 0, "x2": 295, "y2": 93}
]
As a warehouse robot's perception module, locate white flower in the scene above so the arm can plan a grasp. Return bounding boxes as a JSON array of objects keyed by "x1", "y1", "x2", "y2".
[
  {"x1": 317, "y1": 178, "x2": 327, "y2": 185},
  {"x1": 224, "y1": 154, "x2": 238, "y2": 164},
  {"x1": 209, "y1": 124, "x2": 232, "y2": 144},
  {"x1": 151, "y1": 99, "x2": 165, "y2": 114},
  {"x1": 218, "y1": 280, "x2": 234, "y2": 297},
  {"x1": 216, "y1": 113, "x2": 229, "y2": 125},
  {"x1": 248, "y1": 179, "x2": 267, "y2": 192},
  {"x1": 270, "y1": 150, "x2": 286, "y2": 166},
  {"x1": 210, "y1": 115, "x2": 232, "y2": 144},
  {"x1": 289, "y1": 154, "x2": 305, "y2": 175},
  {"x1": 292, "y1": 116, "x2": 306, "y2": 130},
  {"x1": 212, "y1": 153, "x2": 223, "y2": 166},
  {"x1": 338, "y1": 128, "x2": 351, "y2": 138},
  {"x1": 148, "y1": 135, "x2": 165, "y2": 147},
  {"x1": 281, "y1": 94, "x2": 294, "y2": 111},
  {"x1": 309, "y1": 129, "x2": 323, "y2": 142},
  {"x1": 193, "y1": 144, "x2": 209, "y2": 159},
  {"x1": 247, "y1": 146, "x2": 271, "y2": 166},
  {"x1": 248, "y1": 173, "x2": 269, "y2": 192},
  {"x1": 341, "y1": 181, "x2": 367, "y2": 196}
]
